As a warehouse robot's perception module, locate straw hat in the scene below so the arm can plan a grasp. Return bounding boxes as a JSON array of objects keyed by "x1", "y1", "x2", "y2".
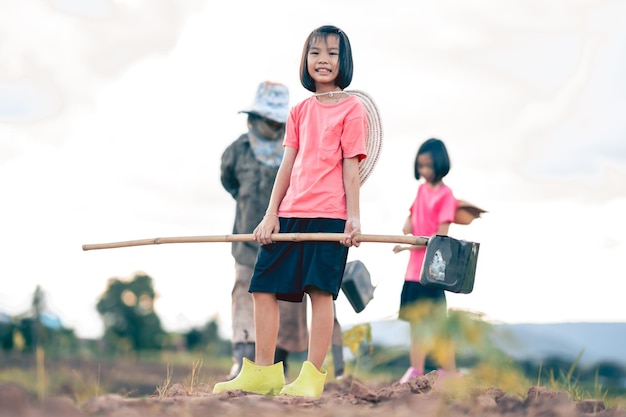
[
  {"x1": 454, "y1": 200, "x2": 487, "y2": 225},
  {"x1": 346, "y1": 90, "x2": 384, "y2": 185}
]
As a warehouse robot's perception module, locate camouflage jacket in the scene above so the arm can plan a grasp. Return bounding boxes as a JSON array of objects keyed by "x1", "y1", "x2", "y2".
[{"x1": 220, "y1": 133, "x2": 280, "y2": 267}]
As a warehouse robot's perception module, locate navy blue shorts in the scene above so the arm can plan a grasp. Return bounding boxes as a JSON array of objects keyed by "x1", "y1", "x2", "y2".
[
  {"x1": 249, "y1": 217, "x2": 348, "y2": 302},
  {"x1": 399, "y1": 280, "x2": 447, "y2": 322}
]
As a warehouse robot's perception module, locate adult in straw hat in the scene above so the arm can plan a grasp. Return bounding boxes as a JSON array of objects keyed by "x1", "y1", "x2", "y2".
[{"x1": 221, "y1": 81, "x2": 309, "y2": 379}]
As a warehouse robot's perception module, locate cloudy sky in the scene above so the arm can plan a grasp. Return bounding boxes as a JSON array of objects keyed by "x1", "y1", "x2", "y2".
[{"x1": 1, "y1": 0, "x2": 625, "y2": 340}]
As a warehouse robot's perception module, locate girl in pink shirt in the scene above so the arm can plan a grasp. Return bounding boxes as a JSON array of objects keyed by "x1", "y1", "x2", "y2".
[
  {"x1": 213, "y1": 25, "x2": 367, "y2": 399},
  {"x1": 393, "y1": 138, "x2": 459, "y2": 384}
]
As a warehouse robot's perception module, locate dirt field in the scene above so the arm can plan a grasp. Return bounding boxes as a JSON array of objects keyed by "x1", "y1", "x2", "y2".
[{"x1": 1, "y1": 370, "x2": 624, "y2": 417}]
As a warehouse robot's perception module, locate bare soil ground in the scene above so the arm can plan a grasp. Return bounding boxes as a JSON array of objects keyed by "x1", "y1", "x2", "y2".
[{"x1": 1, "y1": 370, "x2": 624, "y2": 417}]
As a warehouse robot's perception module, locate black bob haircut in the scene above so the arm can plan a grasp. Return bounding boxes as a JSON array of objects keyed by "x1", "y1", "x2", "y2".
[
  {"x1": 299, "y1": 25, "x2": 354, "y2": 93},
  {"x1": 414, "y1": 138, "x2": 451, "y2": 182}
]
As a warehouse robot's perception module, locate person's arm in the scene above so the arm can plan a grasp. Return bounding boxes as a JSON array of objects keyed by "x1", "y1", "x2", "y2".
[
  {"x1": 393, "y1": 221, "x2": 451, "y2": 253},
  {"x1": 436, "y1": 222, "x2": 451, "y2": 236},
  {"x1": 392, "y1": 214, "x2": 413, "y2": 253},
  {"x1": 342, "y1": 156, "x2": 361, "y2": 247},
  {"x1": 402, "y1": 214, "x2": 412, "y2": 235},
  {"x1": 220, "y1": 142, "x2": 239, "y2": 199},
  {"x1": 253, "y1": 146, "x2": 296, "y2": 245}
]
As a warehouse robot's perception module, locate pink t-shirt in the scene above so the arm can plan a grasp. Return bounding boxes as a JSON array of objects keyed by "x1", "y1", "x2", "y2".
[
  {"x1": 405, "y1": 182, "x2": 458, "y2": 282},
  {"x1": 279, "y1": 95, "x2": 367, "y2": 219}
]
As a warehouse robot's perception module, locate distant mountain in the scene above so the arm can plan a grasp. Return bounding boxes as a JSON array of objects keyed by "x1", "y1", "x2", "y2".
[
  {"x1": 364, "y1": 320, "x2": 626, "y2": 368},
  {"x1": 490, "y1": 322, "x2": 626, "y2": 367}
]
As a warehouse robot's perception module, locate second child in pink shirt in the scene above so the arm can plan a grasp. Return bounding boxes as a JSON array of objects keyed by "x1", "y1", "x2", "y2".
[{"x1": 393, "y1": 138, "x2": 459, "y2": 384}]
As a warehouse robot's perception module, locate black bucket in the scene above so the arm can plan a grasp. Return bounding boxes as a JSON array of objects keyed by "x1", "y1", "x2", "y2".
[
  {"x1": 420, "y1": 235, "x2": 480, "y2": 294},
  {"x1": 341, "y1": 260, "x2": 374, "y2": 313}
]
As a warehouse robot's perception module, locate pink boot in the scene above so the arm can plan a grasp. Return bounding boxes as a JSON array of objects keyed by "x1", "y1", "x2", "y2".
[{"x1": 399, "y1": 367, "x2": 423, "y2": 384}]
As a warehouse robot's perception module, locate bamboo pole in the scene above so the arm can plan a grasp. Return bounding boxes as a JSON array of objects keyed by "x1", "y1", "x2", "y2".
[{"x1": 82, "y1": 233, "x2": 429, "y2": 251}]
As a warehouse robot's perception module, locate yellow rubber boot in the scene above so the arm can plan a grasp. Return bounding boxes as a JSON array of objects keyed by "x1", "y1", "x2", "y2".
[
  {"x1": 279, "y1": 361, "x2": 327, "y2": 399},
  {"x1": 213, "y1": 358, "x2": 285, "y2": 396}
]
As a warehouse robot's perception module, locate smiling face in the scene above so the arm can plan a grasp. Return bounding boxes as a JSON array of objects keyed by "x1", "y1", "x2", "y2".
[{"x1": 306, "y1": 34, "x2": 340, "y2": 93}]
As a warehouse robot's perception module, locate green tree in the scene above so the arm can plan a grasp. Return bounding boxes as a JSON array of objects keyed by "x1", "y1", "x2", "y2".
[
  {"x1": 96, "y1": 272, "x2": 165, "y2": 351},
  {"x1": 184, "y1": 318, "x2": 230, "y2": 355},
  {"x1": 0, "y1": 315, "x2": 14, "y2": 351}
]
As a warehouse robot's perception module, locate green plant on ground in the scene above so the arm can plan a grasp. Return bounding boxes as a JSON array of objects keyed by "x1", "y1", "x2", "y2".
[
  {"x1": 154, "y1": 363, "x2": 173, "y2": 399},
  {"x1": 187, "y1": 359, "x2": 202, "y2": 395},
  {"x1": 468, "y1": 359, "x2": 532, "y2": 398},
  {"x1": 542, "y1": 350, "x2": 609, "y2": 404},
  {"x1": 342, "y1": 323, "x2": 372, "y2": 378},
  {"x1": 592, "y1": 369, "x2": 608, "y2": 404},
  {"x1": 70, "y1": 364, "x2": 102, "y2": 404}
]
